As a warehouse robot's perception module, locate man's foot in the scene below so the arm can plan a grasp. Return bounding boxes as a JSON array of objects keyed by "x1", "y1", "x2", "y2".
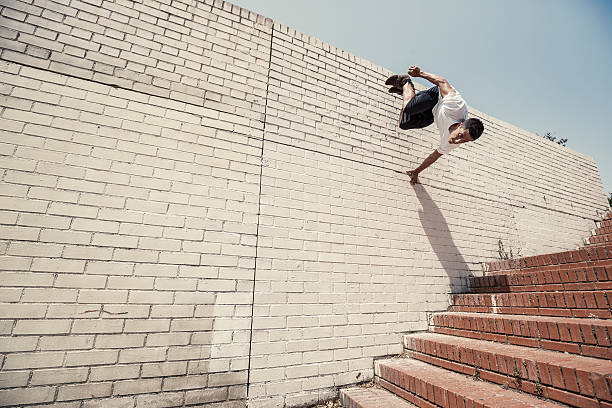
[{"x1": 385, "y1": 74, "x2": 415, "y2": 92}]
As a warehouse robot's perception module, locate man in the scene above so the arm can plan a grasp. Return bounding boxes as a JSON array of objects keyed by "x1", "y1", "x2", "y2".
[{"x1": 386, "y1": 66, "x2": 484, "y2": 184}]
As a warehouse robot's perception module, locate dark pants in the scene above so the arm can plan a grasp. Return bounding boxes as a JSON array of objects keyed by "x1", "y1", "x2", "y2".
[{"x1": 399, "y1": 86, "x2": 439, "y2": 130}]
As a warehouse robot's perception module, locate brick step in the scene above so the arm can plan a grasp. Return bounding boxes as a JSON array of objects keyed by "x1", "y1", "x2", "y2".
[
  {"x1": 487, "y1": 259, "x2": 612, "y2": 277},
  {"x1": 593, "y1": 226, "x2": 612, "y2": 236},
  {"x1": 376, "y1": 358, "x2": 564, "y2": 408},
  {"x1": 486, "y1": 245, "x2": 612, "y2": 274},
  {"x1": 588, "y1": 234, "x2": 612, "y2": 246},
  {"x1": 404, "y1": 333, "x2": 612, "y2": 408},
  {"x1": 469, "y1": 265, "x2": 612, "y2": 293},
  {"x1": 450, "y1": 291, "x2": 612, "y2": 319},
  {"x1": 431, "y1": 312, "x2": 612, "y2": 359},
  {"x1": 341, "y1": 386, "x2": 418, "y2": 408},
  {"x1": 597, "y1": 218, "x2": 612, "y2": 229}
]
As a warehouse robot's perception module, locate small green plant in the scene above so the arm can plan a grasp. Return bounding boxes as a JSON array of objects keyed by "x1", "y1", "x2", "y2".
[
  {"x1": 498, "y1": 240, "x2": 522, "y2": 260},
  {"x1": 535, "y1": 383, "x2": 544, "y2": 398},
  {"x1": 511, "y1": 365, "x2": 522, "y2": 388}
]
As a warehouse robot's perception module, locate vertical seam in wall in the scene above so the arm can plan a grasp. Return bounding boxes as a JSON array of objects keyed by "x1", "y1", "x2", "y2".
[{"x1": 246, "y1": 22, "x2": 274, "y2": 398}]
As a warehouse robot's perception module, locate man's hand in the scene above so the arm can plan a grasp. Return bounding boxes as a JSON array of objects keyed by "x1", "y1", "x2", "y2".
[
  {"x1": 408, "y1": 65, "x2": 421, "y2": 77},
  {"x1": 407, "y1": 67, "x2": 454, "y2": 98},
  {"x1": 405, "y1": 150, "x2": 441, "y2": 185},
  {"x1": 406, "y1": 170, "x2": 419, "y2": 185}
]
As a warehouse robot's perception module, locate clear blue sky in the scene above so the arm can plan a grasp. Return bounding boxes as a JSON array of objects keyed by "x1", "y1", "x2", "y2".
[{"x1": 232, "y1": 0, "x2": 612, "y2": 197}]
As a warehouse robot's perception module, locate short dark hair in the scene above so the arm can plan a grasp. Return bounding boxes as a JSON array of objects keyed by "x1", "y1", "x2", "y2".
[{"x1": 463, "y1": 118, "x2": 484, "y2": 140}]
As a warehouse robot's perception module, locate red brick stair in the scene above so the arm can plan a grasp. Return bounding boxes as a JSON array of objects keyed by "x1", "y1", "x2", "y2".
[
  {"x1": 588, "y1": 235, "x2": 612, "y2": 246},
  {"x1": 375, "y1": 358, "x2": 564, "y2": 407},
  {"x1": 341, "y1": 386, "x2": 418, "y2": 408},
  {"x1": 404, "y1": 332, "x2": 612, "y2": 407},
  {"x1": 486, "y1": 245, "x2": 612, "y2": 276},
  {"x1": 431, "y1": 312, "x2": 612, "y2": 359},
  {"x1": 586, "y1": 225, "x2": 612, "y2": 246},
  {"x1": 586, "y1": 214, "x2": 612, "y2": 246},
  {"x1": 469, "y1": 265, "x2": 612, "y2": 293},
  {"x1": 450, "y1": 290, "x2": 611, "y2": 318},
  {"x1": 341, "y1": 213, "x2": 612, "y2": 408}
]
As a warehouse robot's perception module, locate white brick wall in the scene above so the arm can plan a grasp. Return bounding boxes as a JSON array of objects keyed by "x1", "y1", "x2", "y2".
[
  {"x1": 0, "y1": 1, "x2": 271, "y2": 406},
  {"x1": 0, "y1": 0, "x2": 609, "y2": 407}
]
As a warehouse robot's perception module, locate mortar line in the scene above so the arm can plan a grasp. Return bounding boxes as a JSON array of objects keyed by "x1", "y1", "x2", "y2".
[
  {"x1": 262, "y1": 137, "x2": 602, "y2": 222},
  {"x1": 2, "y1": 60, "x2": 218, "y2": 109},
  {"x1": 5, "y1": 58, "x2": 602, "y2": 220},
  {"x1": 246, "y1": 23, "x2": 274, "y2": 399}
]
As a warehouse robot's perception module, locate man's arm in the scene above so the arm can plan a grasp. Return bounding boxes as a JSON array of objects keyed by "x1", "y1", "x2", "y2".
[
  {"x1": 408, "y1": 66, "x2": 455, "y2": 98},
  {"x1": 406, "y1": 149, "x2": 442, "y2": 185}
]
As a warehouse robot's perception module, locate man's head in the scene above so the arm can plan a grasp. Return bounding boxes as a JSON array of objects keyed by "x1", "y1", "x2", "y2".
[{"x1": 448, "y1": 118, "x2": 484, "y2": 145}]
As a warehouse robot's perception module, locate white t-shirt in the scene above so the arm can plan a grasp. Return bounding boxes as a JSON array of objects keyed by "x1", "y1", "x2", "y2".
[{"x1": 432, "y1": 91, "x2": 468, "y2": 154}]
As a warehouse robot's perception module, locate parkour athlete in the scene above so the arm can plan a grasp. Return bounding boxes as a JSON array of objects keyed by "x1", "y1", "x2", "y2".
[{"x1": 386, "y1": 66, "x2": 484, "y2": 185}]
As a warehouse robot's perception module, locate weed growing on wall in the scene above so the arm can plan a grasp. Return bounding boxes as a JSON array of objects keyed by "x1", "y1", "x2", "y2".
[
  {"x1": 538, "y1": 131, "x2": 568, "y2": 146},
  {"x1": 497, "y1": 239, "x2": 522, "y2": 260}
]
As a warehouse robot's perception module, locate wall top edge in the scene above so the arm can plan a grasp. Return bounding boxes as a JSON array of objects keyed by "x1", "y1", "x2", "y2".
[
  {"x1": 220, "y1": 0, "x2": 597, "y2": 165},
  {"x1": 208, "y1": 0, "x2": 274, "y2": 27}
]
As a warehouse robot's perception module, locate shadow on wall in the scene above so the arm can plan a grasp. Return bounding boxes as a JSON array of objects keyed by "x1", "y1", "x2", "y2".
[
  {"x1": 185, "y1": 292, "x2": 249, "y2": 406},
  {"x1": 413, "y1": 184, "x2": 472, "y2": 293}
]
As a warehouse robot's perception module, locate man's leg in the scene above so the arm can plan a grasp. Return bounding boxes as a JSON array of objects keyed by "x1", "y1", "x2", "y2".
[
  {"x1": 398, "y1": 80, "x2": 416, "y2": 127},
  {"x1": 399, "y1": 86, "x2": 438, "y2": 130}
]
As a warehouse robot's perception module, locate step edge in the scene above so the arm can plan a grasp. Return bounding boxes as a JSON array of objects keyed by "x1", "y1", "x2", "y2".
[{"x1": 376, "y1": 357, "x2": 566, "y2": 408}]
